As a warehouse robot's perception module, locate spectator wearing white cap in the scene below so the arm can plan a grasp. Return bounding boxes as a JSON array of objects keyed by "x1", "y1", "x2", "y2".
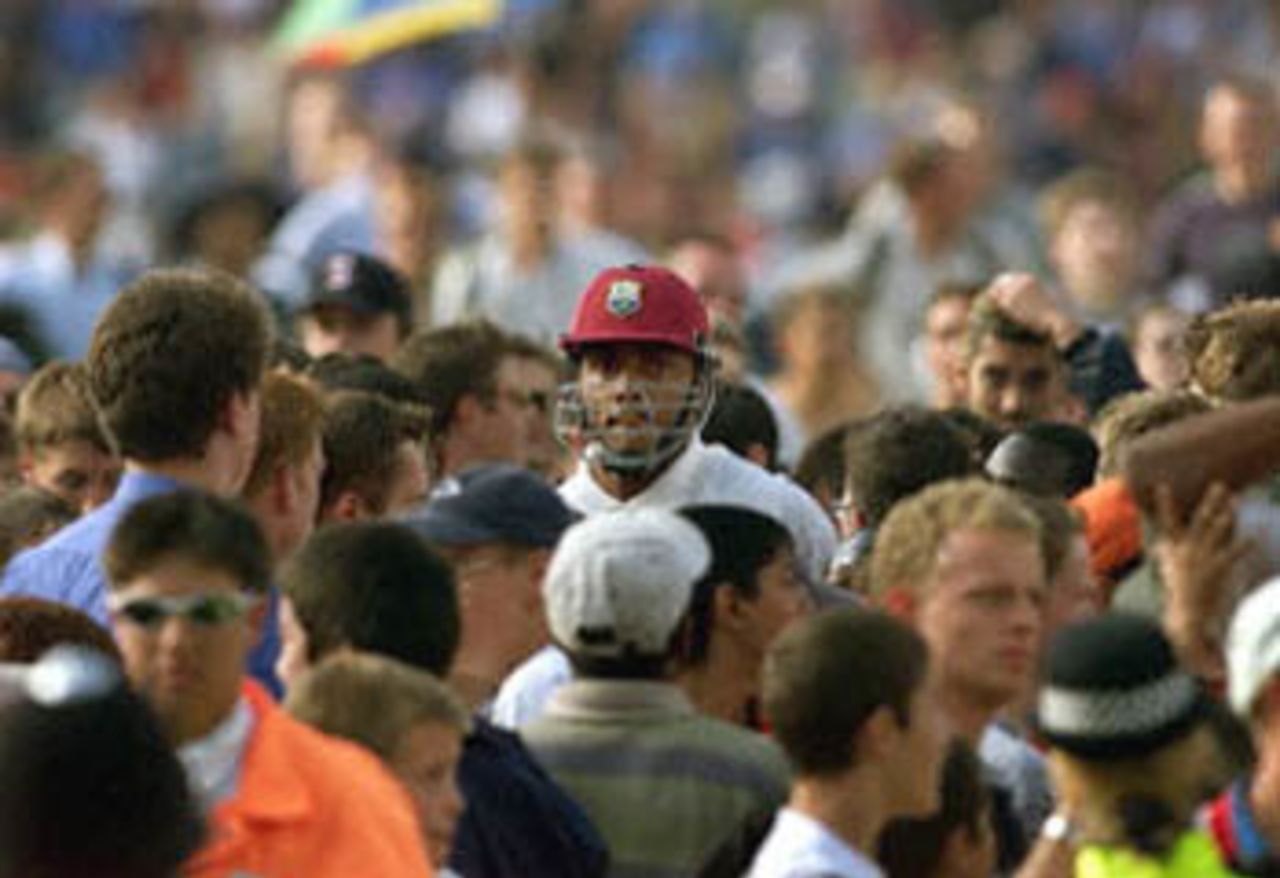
[
  {"x1": 1204, "y1": 577, "x2": 1280, "y2": 873},
  {"x1": 521, "y1": 508, "x2": 789, "y2": 877}
]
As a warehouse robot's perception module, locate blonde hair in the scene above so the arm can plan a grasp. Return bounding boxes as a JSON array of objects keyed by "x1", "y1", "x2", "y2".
[
  {"x1": 15, "y1": 362, "x2": 111, "y2": 455},
  {"x1": 285, "y1": 652, "x2": 469, "y2": 762},
  {"x1": 870, "y1": 477, "x2": 1041, "y2": 598},
  {"x1": 1047, "y1": 728, "x2": 1218, "y2": 853}
]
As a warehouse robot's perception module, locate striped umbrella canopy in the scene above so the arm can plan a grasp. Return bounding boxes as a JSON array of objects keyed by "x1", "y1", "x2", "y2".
[{"x1": 274, "y1": 0, "x2": 503, "y2": 67}]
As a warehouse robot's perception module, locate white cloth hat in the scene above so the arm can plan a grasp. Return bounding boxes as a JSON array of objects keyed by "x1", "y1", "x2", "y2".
[
  {"x1": 543, "y1": 508, "x2": 711, "y2": 660},
  {"x1": 1227, "y1": 576, "x2": 1280, "y2": 715}
]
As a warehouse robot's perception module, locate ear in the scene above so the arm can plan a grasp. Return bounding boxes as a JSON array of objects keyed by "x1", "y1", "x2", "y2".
[
  {"x1": 454, "y1": 394, "x2": 487, "y2": 432},
  {"x1": 219, "y1": 389, "x2": 257, "y2": 441},
  {"x1": 879, "y1": 585, "x2": 917, "y2": 621},
  {"x1": 712, "y1": 582, "x2": 750, "y2": 632},
  {"x1": 745, "y1": 443, "x2": 771, "y2": 469},
  {"x1": 855, "y1": 703, "x2": 899, "y2": 764}
]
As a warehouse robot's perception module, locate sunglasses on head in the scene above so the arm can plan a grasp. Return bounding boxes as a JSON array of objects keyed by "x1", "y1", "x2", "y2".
[{"x1": 108, "y1": 592, "x2": 259, "y2": 629}]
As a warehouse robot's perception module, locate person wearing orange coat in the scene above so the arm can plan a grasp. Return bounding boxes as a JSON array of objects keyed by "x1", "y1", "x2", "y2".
[{"x1": 103, "y1": 489, "x2": 433, "y2": 878}]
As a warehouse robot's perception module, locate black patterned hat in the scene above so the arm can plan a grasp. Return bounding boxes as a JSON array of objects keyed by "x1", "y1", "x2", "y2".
[{"x1": 1036, "y1": 613, "x2": 1208, "y2": 760}]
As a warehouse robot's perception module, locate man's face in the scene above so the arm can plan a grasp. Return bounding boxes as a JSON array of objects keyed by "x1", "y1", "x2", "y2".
[
  {"x1": 1132, "y1": 308, "x2": 1190, "y2": 392},
  {"x1": 24, "y1": 440, "x2": 120, "y2": 514},
  {"x1": 505, "y1": 356, "x2": 559, "y2": 477},
  {"x1": 737, "y1": 545, "x2": 812, "y2": 659},
  {"x1": 281, "y1": 438, "x2": 325, "y2": 557},
  {"x1": 393, "y1": 720, "x2": 466, "y2": 868},
  {"x1": 445, "y1": 544, "x2": 545, "y2": 673},
  {"x1": 1051, "y1": 200, "x2": 1139, "y2": 307},
  {"x1": 383, "y1": 440, "x2": 431, "y2": 516},
  {"x1": 577, "y1": 343, "x2": 698, "y2": 463},
  {"x1": 110, "y1": 557, "x2": 260, "y2": 745},
  {"x1": 1045, "y1": 533, "x2": 1098, "y2": 637},
  {"x1": 916, "y1": 528, "x2": 1045, "y2": 715},
  {"x1": 966, "y1": 336, "x2": 1065, "y2": 429},
  {"x1": 1201, "y1": 87, "x2": 1276, "y2": 173},
  {"x1": 924, "y1": 296, "x2": 972, "y2": 402},
  {"x1": 669, "y1": 242, "x2": 748, "y2": 329},
  {"x1": 453, "y1": 356, "x2": 527, "y2": 470},
  {"x1": 298, "y1": 305, "x2": 402, "y2": 362}
]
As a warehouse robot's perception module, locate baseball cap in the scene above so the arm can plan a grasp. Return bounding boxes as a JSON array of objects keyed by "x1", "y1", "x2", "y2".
[
  {"x1": 301, "y1": 251, "x2": 412, "y2": 327},
  {"x1": 1227, "y1": 576, "x2": 1280, "y2": 716},
  {"x1": 560, "y1": 264, "x2": 709, "y2": 356},
  {"x1": 404, "y1": 464, "x2": 575, "y2": 549},
  {"x1": 544, "y1": 508, "x2": 711, "y2": 660}
]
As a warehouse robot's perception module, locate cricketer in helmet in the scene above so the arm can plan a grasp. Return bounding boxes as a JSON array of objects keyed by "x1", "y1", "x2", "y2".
[{"x1": 557, "y1": 265, "x2": 716, "y2": 489}]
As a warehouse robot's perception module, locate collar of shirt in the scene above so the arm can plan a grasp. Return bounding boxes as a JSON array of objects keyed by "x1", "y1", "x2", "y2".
[
  {"x1": 546, "y1": 679, "x2": 695, "y2": 723},
  {"x1": 1228, "y1": 779, "x2": 1275, "y2": 872},
  {"x1": 752, "y1": 807, "x2": 883, "y2": 878},
  {"x1": 112, "y1": 470, "x2": 191, "y2": 507},
  {"x1": 567, "y1": 437, "x2": 706, "y2": 512},
  {"x1": 179, "y1": 696, "x2": 254, "y2": 812}
]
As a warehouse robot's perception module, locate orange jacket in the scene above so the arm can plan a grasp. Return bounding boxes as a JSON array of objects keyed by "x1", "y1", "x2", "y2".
[{"x1": 185, "y1": 681, "x2": 434, "y2": 878}]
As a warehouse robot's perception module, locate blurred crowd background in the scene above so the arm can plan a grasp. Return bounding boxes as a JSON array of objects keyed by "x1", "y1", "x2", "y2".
[{"x1": 3, "y1": 0, "x2": 1278, "y2": 294}]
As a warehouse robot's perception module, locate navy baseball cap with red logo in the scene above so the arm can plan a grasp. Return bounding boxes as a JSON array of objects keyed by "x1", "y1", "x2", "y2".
[
  {"x1": 302, "y1": 251, "x2": 412, "y2": 327},
  {"x1": 560, "y1": 264, "x2": 709, "y2": 356}
]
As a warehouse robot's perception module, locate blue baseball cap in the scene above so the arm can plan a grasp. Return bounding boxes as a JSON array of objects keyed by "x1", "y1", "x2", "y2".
[{"x1": 405, "y1": 464, "x2": 576, "y2": 549}]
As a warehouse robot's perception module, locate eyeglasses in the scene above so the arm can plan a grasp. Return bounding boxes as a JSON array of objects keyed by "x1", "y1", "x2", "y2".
[{"x1": 108, "y1": 592, "x2": 260, "y2": 629}]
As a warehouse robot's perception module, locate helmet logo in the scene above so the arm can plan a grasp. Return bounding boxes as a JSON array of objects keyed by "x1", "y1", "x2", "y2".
[{"x1": 605, "y1": 280, "x2": 644, "y2": 318}]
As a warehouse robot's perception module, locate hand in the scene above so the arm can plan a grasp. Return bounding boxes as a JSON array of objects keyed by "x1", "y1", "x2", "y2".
[
  {"x1": 983, "y1": 272, "x2": 1081, "y2": 349},
  {"x1": 1153, "y1": 482, "x2": 1250, "y2": 681}
]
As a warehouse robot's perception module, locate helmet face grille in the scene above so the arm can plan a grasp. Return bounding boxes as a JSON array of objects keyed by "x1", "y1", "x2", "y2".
[{"x1": 555, "y1": 375, "x2": 716, "y2": 475}]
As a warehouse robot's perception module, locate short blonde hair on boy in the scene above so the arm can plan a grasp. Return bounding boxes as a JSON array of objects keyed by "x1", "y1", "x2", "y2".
[
  {"x1": 14, "y1": 362, "x2": 111, "y2": 456},
  {"x1": 285, "y1": 652, "x2": 470, "y2": 762}
]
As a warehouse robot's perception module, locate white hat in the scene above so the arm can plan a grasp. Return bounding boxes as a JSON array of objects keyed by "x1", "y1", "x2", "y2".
[
  {"x1": 543, "y1": 508, "x2": 711, "y2": 660},
  {"x1": 1227, "y1": 576, "x2": 1280, "y2": 715}
]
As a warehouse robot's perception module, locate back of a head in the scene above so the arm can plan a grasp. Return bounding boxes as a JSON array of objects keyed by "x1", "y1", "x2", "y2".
[
  {"x1": 794, "y1": 420, "x2": 861, "y2": 504},
  {"x1": 1092, "y1": 389, "x2": 1213, "y2": 479},
  {"x1": 103, "y1": 490, "x2": 271, "y2": 597},
  {"x1": 985, "y1": 421, "x2": 1098, "y2": 499},
  {"x1": 307, "y1": 351, "x2": 432, "y2": 407},
  {"x1": 544, "y1": 508, "x2": 710, "y2": 679},
  {"x1": 87, "y1": 267, "x2": 272, "y2": 463},
  {"x1": 878, "y1": 739, "x2": 991, "y2": 878},
  {"x1": 845, "y1": 407, "x2": 975, "y2": 527},
  {"x1": 1185, "y1": 300, "x2": 1280, "y2": 402},
  {"x1": 701, "y1": 382, "x2": 779, "y2": 470},
  {"x1": 243, "y1": 371, "x2": 327, "y2": 500},
  {"x1": 764, "y1": 607, "x2": 927, "y2": 778},
  {"x1": 282, "y1": 522, "x2": 459, "y2": 675},
  {"x1": 320, "y1": 390, "x2": 431, "y2": 515},
  {"x1": 0, "y1": 487, "x2": 77, "y2": 567},
  {"x1": 286, "y1": 651, "x2": 468, "y2": 763},
  {"x1": 0, "y1": 597, "x2": 121, "y2": 664},
  {"x1": 0, "y1": 650, "x2": 202, "y2": 878},
  {"x1": 390, "y1": 321, "x2": 509, "y2": 438}
]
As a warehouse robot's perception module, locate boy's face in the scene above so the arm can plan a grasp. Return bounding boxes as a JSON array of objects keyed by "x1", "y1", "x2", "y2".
[
  {"x1": 23, "y1": 440, "x2": 120, "y2": 513},
  {"x1": 110, "y1": 557, "x2": 261, "y2": 745},
  {"x1": 393, "y1": 720, "x2": 466, "y2": 867}
]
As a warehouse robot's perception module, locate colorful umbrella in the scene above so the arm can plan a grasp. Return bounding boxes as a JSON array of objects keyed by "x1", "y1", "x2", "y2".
[{"x1": 274, "y1": 0, "x2": 503, "y2": 67}]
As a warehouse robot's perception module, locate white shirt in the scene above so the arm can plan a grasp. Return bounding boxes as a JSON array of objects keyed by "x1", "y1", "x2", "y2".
[
  {"x1": 748, "y1": 808, "x2": 883, "y2": 878},
  {"x1": 178, "y1": 697, "x2": 254, "y2": 813},
  {"x1": 559, "y1": 437, "x2": 838, "y2": 584},
  {"x1": 488, "y1": 644, "x2": 571, "y2": 730}
]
